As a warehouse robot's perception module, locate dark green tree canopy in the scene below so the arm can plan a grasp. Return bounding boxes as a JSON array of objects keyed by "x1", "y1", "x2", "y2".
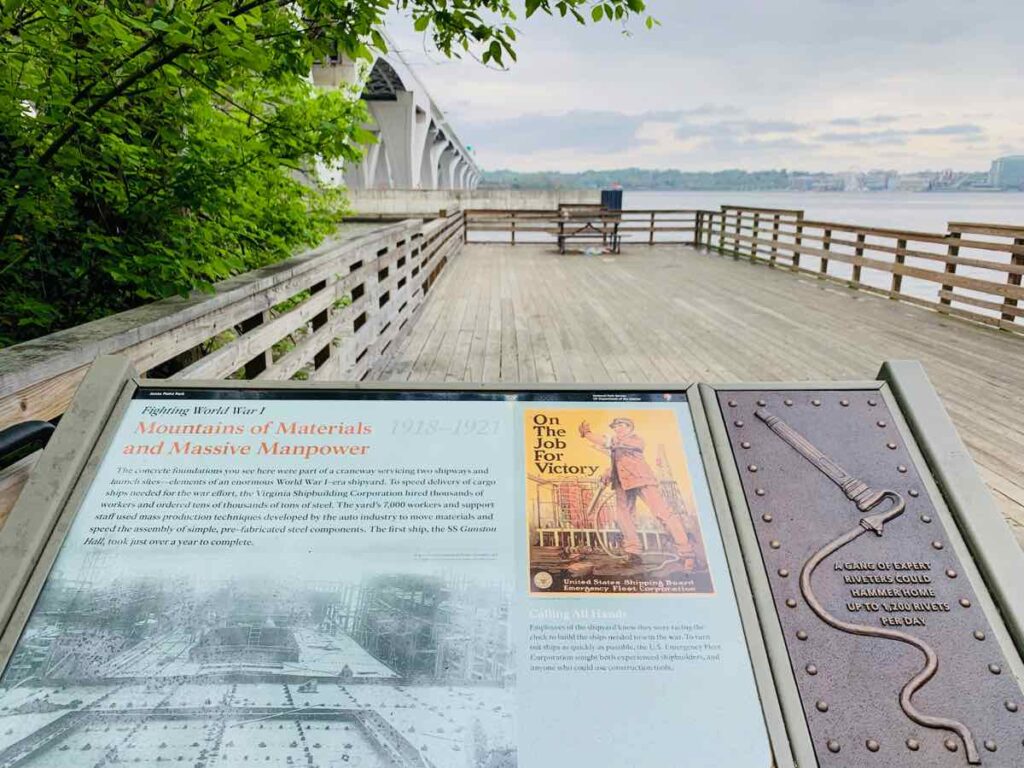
[{"x1": 0, "y1": 0, "x2": 650, "y2": 345}]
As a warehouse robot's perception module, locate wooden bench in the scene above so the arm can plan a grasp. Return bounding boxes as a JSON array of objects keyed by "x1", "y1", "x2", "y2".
[{"x1": 557, "y1": 219, "x2": 621, "y2": 254}]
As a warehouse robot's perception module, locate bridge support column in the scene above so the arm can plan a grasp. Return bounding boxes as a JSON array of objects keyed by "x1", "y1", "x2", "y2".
[
  {"x1": 420, "y1": 128, "x2": 448, "y2": 190},
  {"x1": 438, "y1": 146, "x2": 459, "y2": 189},
  {"x1": 367, "y1": 91, "x2": 431, "y2": 189}
]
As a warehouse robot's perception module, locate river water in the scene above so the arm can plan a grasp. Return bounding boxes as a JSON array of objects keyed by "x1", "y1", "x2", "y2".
[{"x1": 622, "y1": 191, "x2": 1024, "y2": 234}]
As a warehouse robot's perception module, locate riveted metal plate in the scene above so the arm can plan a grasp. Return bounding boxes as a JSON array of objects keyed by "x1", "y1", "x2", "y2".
[{"x1": 718, "y1": 389, "x2": 1024, "y2": 768}]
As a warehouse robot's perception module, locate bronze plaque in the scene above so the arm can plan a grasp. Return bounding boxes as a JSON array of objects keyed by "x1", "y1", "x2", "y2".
[{"x1": 718, "y1": 389, "x2": 1024, "y2": 767}]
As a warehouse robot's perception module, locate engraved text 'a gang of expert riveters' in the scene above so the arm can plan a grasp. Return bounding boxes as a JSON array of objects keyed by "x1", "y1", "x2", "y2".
[{"x1": 754, "y1": 408, "x2": 981, "y2": 765}]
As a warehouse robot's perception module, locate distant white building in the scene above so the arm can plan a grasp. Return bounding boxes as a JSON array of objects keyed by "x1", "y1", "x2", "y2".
[{"x1": 989, "y1": 156, "x2": 1024, "y2": 190}]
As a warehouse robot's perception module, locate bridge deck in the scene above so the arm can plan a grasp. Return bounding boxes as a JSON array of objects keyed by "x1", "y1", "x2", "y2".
[{"x1": 377, "y1": 243, "x2": 1024, "y2": 546}]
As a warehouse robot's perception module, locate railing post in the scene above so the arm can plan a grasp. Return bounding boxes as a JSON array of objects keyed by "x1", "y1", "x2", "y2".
[
  {"x1": 237, "y1": 311, "x2": 272, "y2": 378},
  {"x1": 819, "y1": 228, "x2": 832, "y2": 277},
  {"x1": 718, "y1": 209, "x2": 726, "y2": 253},
  {"x1": 732, "y1": 210, "x2": 741, "y2": 259},
  {"x1": 694, "y1": 211, "x2": 702, "y2": 247},
  {"x1": 769, "y1": 214, "x2": 780, "y2": 267},
  {"x1": 891, "y1": 238, "x2": 907, "y2": 297},
  {"x1": 793, "y1": 220, "x2": 803, "y2": 271},
  {"x1": 310, "y1": 279, "x2": 331, "y2": 369},
  {"x1": 851, "y1": 232, "x2": 865, "y2": 288},
  {"x1": 1002, "y1": 237, "x2": 1024, "y2": 323},
  {"x1": 939, "y1": 230, "x2": 960, "y2": 313},
  {"x1": 511, "y1": 211, "x2": 516, "y2": 247},
  {"x1": 649, "y1": 211, "x2": 656, "y2": 246},
  {"x1": 751, "y1": 212, "x2": 761, "y2": 262}
]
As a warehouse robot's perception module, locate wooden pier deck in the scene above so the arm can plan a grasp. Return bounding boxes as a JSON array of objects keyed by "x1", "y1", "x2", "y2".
[{"x1": 377, "y1": 242, "x2": 1024, "y2": 546}]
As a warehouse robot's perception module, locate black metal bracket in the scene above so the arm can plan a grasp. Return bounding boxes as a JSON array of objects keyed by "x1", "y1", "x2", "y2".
[{"x1": 0, "y1": 421, "x2": 55, "y2": 470}]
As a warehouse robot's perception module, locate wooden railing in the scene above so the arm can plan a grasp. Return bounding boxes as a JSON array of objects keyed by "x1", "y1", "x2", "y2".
[
  {"x1": 710, "y1": 206, "x2": 1024, "y2": 334},
  {"x1": 464, "y1": 208, "x2": 706, "y2": 246},
  {"x1": 0, "y1": 212, "x2": 464, "y2": 523}
]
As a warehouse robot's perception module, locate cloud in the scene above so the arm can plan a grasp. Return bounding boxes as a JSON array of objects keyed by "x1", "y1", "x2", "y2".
[
  {"x1": 828, "y1": 115, "x2": 905, "y2": 127},
  {"x1": 817, "y1": 124, "x2": 985, "y2": 145},
  {"x1": 817, "y1": 129, "x2": 908, "y2": 145},
  {"x1": 914, "y1": 124, "x2": 983, "y2": 136}
]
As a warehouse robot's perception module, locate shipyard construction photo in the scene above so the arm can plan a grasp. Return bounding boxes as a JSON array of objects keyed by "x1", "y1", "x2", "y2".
[{"x1": 0, "y1": 572, "x2": 515, "y2": 767}]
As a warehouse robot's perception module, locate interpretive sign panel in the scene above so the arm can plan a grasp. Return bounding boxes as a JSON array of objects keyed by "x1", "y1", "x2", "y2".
[
  {"x1": 0, "y1": 387, "x2": 772, "y2": 768},
  {"x1": 717, "y1": 389, "x2": 1024, "y2": 768}
]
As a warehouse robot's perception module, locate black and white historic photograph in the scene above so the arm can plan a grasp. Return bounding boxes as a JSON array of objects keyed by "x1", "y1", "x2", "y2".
[{"x1": 0, "y1": 569, "x2": 515, "y2": 768}]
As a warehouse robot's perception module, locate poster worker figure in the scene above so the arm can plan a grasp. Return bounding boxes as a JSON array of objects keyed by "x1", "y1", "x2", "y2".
[{"x1": 579, "y1": 418, "x2": 695, "y2": 565}]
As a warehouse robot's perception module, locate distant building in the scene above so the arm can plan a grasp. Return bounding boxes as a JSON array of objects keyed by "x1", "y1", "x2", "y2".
[
  {"x1": 895, "y1": 173, "x2": 935, "y2": 192},
  {"x1": 989, "y1": 156, "x2": 1024, "y2": 190}
]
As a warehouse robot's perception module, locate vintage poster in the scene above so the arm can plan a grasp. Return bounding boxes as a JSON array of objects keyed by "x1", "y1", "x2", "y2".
[{"x1": 525, "y1": 407, "x2": 712, "y2": 595}]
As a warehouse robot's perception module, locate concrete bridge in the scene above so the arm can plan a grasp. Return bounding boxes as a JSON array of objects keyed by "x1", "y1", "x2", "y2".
[{"x1": 313, "y1": 45, "x2": 479, "y2": 191}]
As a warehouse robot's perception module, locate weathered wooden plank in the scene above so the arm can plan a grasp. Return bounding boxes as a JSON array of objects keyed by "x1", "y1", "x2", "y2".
[{"x1": 0, "y1": 454, "x2": 37, "y2": 531}]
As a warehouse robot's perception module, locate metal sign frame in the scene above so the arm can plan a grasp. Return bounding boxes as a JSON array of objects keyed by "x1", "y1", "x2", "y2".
[{"x1": 1, "y1": 355, "x2": 1021, "y2": 768}]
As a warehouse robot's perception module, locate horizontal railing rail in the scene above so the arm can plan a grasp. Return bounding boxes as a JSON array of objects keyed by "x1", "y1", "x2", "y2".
[
  {"x1": 464, "y1": 208, "x2": 708, "y2": 246},
  {"x1": 0, "y1": 211, "x2": 464, "y2": 525}
]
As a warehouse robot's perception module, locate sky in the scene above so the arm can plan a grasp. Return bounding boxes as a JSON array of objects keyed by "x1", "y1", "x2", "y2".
[{"x1": 384, "y1": 0, "x2": 1024, "y2": 174}]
